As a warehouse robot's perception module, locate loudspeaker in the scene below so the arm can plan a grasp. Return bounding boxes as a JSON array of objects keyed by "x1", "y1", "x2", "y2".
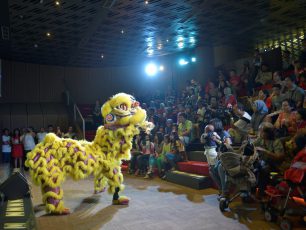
[{"x1": 0, "y1": 171, "x2": 30, "y2": 200}]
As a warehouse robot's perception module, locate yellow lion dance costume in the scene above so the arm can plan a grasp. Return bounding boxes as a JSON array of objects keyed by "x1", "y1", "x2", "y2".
[{"x1": 25, "y1": 93, "x2": 152, "y2": 214}]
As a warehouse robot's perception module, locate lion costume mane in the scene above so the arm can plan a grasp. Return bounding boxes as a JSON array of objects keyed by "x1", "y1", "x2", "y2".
[{"x1": 25, "y1": 93, "x2": 152, "y2": 214}]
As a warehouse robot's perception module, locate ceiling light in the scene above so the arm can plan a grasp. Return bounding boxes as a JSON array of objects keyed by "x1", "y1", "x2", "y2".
[
  {"x1": 179, "y1": 59, "x2": 189, "y2": 66},
  {"x1": 178, "y1": 41, "x2": 184, "y2": 48},
  {"x1": 101, "y1": 54, "x2": 104, "y2": 59},
  {"x1": 55, "y1": 1, "x2": 60, "y2": 6},
  {"x1": 121, "y1": 30, "x2": 124, "y2": 34},
  {"x1": 189, "y1": 37, "x2": 195, "y2": 44},
  {"x1": 145, "y1": 1, "x2": 148, "y2": 4},
  {"x1": 145, "y1": 63, "x2": 158, "y2": 76},
  {"x1": 157, "y1": 44, "x2": 162, "y2": 50},
  {"x1": 46, "y1": 32, "x2": 51, "y2": 37},
  {"x1": 159, "y1": 65, "x2": 164, "y2": 71},
  {"x1": 191, "y1": 57, "x2": 196, "y2": 62},
  {"x1": 166, "y1": 39, "x2": 169, "y2": 42}
]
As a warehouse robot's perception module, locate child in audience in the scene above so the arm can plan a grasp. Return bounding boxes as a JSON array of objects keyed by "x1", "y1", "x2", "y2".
[
  {"x1": 135, "y1": 134, "x2": 154, "y2": 176},
  {"x1": 156, "y1": 134, "x2": 171, "y2": 177},
  {"x1": 201, "y1": 125, "x2": 221, "y2": 166}
]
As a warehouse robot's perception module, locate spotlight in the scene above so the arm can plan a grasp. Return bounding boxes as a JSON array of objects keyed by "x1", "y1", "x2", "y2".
[
  {"x1": 179, "y1": 59, "x2": 189, "y2": 66},
  {"x1": 46, "y1": 32, "x2": 51, "y2": 37},
  {"x1": 189, "y1": 37, "x2": 195, "y2": 44},
  {"x1": 191, "y1": 57, "x2": 196, "y2": 62},
  {"x1": 145, "y1": 63, "x2": 158, "y2": 76},
  {"x1": 178, "y1": 41, "x2": 184, "y2": 49},
  {"x1": 159, "y1": 65, "x2": 164, "y2": 71},
  {"x1": 55, "y1": 1, "x2": 60, "y2": 6}
]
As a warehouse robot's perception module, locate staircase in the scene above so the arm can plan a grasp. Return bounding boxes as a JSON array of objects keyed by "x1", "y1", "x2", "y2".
[{"x1": 165, "y1": 150, "x2": 213, "y2": 190}]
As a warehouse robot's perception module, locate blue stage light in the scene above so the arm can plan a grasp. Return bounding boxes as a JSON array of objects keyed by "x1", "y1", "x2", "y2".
[
  {"x1": 191, "y1": 57, "x2": 196, "y2": 62},
  {"x1": 179, "y1": 59, "x2": 189, "y2": 66}
]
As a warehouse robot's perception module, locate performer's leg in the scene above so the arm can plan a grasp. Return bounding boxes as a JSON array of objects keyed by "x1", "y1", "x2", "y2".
[
  {"x1": 94, "y1": 174, "x2": 108, "y2": 194},
  {"x1": 42, "y1": 183, "x2": 68, "y2": 214},
  {"x1": 105, "y1": 166, "x2": 129, "y2": 205}
]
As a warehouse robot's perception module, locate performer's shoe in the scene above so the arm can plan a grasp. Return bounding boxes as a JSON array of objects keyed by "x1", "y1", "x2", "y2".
[
  {"x1": 112, "y1": 196, "x2": 130, "y2": 205},
  {"x1": 51, "y1": 207, "x2": 70, "y2": 215}
]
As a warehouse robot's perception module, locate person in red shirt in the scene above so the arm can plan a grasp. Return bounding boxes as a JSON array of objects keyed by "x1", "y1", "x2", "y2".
[
  {"x1": 297, "y1": 73, "x2": 306, "y2": 90},
  {"x1": 222, "y1": 87, "x2": 237, "y2": 108},
  {"x1": 296, "y1": 108, "x2": 306, "y2": 131}
]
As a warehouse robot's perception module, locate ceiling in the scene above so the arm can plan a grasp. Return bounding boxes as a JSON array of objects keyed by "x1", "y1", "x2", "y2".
[{"x1": 0, "y1": 0, "x2": 306, "y2": 67}]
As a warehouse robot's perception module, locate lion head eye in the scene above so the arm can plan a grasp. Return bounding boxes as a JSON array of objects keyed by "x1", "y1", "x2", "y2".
[{"x1": 119, "y1": 104, "x2": 127, "y2": 111}]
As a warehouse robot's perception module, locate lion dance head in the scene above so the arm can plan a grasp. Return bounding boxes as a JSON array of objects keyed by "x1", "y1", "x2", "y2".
[
  {"x1": 94, "y1": 93, "x2": 153, "y2": 161},
  {"x1": 101, "y1": 93, "x2": 149, "y2": 129}
]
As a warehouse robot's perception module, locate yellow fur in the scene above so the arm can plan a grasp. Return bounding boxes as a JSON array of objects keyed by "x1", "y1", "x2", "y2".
[{"x1": 25, "y1": 93, "x2": 152, "y2": 214}]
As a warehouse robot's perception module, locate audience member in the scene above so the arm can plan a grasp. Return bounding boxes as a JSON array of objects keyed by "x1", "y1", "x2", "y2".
[
  {"x1": 11, "y1": 128, "x2": 23, "y2": 168},
  {"x1": 64, "y1": 126, "x2": 76, "y2": 139},
  {"x1": 284, "y1": 75, "x2": 305, "y2": 108},
  {"x1": 1, "y1": 128, "x2": 11, "y2": 163},
  {"x1": 37, "y1": 127, "x2": 47, "y2": 143},
  {"x1": 177, "y1": 112, "x2": 193, "y2": 146},
  {"x1": 253, "y1": 123, "x2": 285, "y2": 198}
]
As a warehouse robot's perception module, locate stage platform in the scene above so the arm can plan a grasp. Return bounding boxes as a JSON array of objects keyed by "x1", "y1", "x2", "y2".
[{"x1": 20, "y1": 173, "x2": 284, "y2": 230}]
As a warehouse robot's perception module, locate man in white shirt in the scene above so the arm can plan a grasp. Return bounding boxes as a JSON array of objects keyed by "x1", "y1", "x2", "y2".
[{"x1": 37, "y1": 127, "x2": 47, "y2": 143}]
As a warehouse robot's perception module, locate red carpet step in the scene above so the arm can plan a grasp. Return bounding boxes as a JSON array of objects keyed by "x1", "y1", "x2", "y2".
[{"x1": 177, "y1": 161, "x2": 210, "y2": 176}]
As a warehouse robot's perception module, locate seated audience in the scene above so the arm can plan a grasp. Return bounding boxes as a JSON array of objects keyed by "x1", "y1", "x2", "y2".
[
  {"x1": 249, "y1": 100, "x2": 268, "y2": 135},
  {"x1": 177, "y1": 112, "x2": 193, "y2": 146},
  {"x1": 253, "y1": 123, "x2": 285, "y2": 198},
  {"x1": 156, "y1": 134, "x2": 171, "y2": 177},
  {"x1": 254, "y1": 63, "x2": 272, "y2": 87},
  {"x1": 228, "y1": 104, "x2": 252, "y2": 144},
  {"x1": 129, "y1": 134, "x2": 142, "y2": 174},
  {"x1": 284, "y1": 75, "x2": 305, "y2": 108},
  {"x1": 135, "y1": 134, "x2": 154, "y2": 176},
  {"x1": 165, "y1": 132, "x2": 184, "y2": 171},
  {"x1": 64, "y1": 126, "x2": 76, "y2": 139},
  {"x1": 271, "y1": 84, "x2": 285, "y2": 112},
  {"x1": 222, "y1": 87, "x2": 237, "y2": 108},
  {"x1": 274, "y1": 99, "x2": 297, "y2": 137}
]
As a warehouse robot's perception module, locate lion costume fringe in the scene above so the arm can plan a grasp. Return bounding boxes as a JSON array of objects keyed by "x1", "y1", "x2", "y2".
[{"x1": 25, "y1": 93, "x2": 152, "y2": 214}]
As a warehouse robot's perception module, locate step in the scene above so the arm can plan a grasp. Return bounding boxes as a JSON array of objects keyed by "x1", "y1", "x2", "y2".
[
  {"x1": 165, "y1": 170, "x2": 212, "y2": 190},
  {"x1": 186, "y1": 151, "x2": 206, "y2": 162},
  {"x1": 177, "y1": 161, "x2": 209, "y2": 176}
]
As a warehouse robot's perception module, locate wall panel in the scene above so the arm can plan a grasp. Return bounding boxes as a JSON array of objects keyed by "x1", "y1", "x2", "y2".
[{"x1": 0, "y1": 45, "x2": 214, "y2": 104}]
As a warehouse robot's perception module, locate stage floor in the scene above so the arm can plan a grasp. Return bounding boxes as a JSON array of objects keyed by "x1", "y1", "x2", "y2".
[{"x1": 25, "y1": 172, "x2": 282, "y2": 230}]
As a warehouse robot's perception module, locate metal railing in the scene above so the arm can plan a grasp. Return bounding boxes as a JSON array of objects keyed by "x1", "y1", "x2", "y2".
[{"x1": 74, "y1": 103, "x2": 85, "y2": 140}]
